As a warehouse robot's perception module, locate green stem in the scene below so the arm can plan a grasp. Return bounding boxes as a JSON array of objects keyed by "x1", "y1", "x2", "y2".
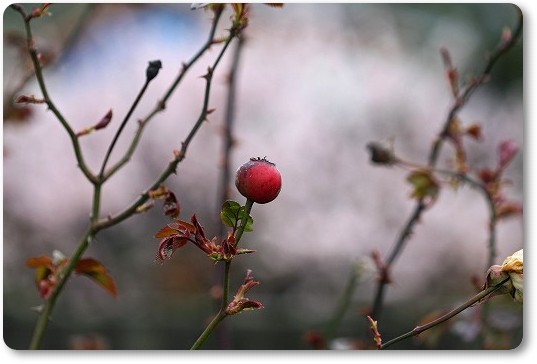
[
  {"x1": 222, "y1": 261, "x2": 232, "y2": 309},
  {"x1": 190, "y1": 310, "x2": 228, "y2": 350},
  {"x1": 190, "y1": 198, "x2": 254, "y2": 350},
  {"x1": 235, "y1": 199, "x2": 254, "y2": 244},
  {"x1": 91, "y1": 184, "x2": 102, "y2": 222},
  {"x1": 379, "y1": 277, "x2": 509, "y2": 350}
]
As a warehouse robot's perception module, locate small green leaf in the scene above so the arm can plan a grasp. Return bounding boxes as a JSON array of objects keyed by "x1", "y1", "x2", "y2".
[
  {"x1": 75, "y1": 258, "x2": 118, "y2": 298},
  {"x1": 208, "y1": 252, "x2": 223, "y2": 261},
  {"x1": 407, "y1": 169, "x2": 440, "y2": 204},
  {"x1": 220, "y1": 200, "x2": 242, "y2": 228}
]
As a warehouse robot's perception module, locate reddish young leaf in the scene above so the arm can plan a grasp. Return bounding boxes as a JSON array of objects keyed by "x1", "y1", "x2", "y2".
[
  {"x1": 75, "y1": 258, "x2": 118, "y2": 297},
  {"x1": 226, "y1": 298, "x2": 264, "y2": 315},
  {"x1": 26, "y1": 256, "x2": 57, "y2": 299},
  {"x1": 15, "y1": 95, "x2": 46, "y2": 104},
  {"x1": 465, "y1": 123, "x2": 482, "y2": 141},
  {"x1": 191, "y1": 214, "x2": 210, "y2": 245},
  {"x1": 222, "y1": 232, "x2": 237, "y2": 261},
  {"x1": 94, "y1": 109, "x2": 113, "y2": 130},
  {"x1": 496, "y1": 201, "x2": 523, "y2": 220},
  {"x1": 154, "y1": 224, "x2": 180, "y2": 239},
  {"x1": 498, "y1": 139, "x2": 519, "y2": 170},
  {"x1": 155, "y1": 236, "x2": 189, "y2": 263},
  {"x1": 154, "y1": 219, "x2": 195, "y2": 239},
  {"x1": 172, "y1": 220, "x2": 196, "y2": 234},
  {"x1": 26, "y1": 256, "x2": 54, "y2": 269}
]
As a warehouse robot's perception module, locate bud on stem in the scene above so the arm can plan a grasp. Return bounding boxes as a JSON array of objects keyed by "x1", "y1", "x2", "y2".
[{"x1": 146, "y1": 60, "x2": 162, "y2": 82}]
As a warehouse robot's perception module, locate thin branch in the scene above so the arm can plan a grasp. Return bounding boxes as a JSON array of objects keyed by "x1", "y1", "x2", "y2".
[
  {"x1": 428, "y1": 8, "x2": 523, "y2": 167},
  {"x1": 11, "y1": 5, "x2": 97, "y2": 183},
  {"x1": 98, "y1": 79, "x2": 151, "y2": 179},
  {"x1": 368, "y1": 9, "x2": 522, "y2": 322},
  {"x1": 379, "y1": 277, "x2": 510, "y2": 349},
  {"x1": 103, "y1": 7, "x2": 224, "y2": 181}
]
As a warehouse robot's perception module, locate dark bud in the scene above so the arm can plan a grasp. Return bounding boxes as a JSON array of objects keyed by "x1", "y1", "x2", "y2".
[
  {"x1": 146, "y1": 60, "x2": 162, "y2": 82},
  {"x1": 366, "y1": 142, "x2": 397, "y2": 166}
]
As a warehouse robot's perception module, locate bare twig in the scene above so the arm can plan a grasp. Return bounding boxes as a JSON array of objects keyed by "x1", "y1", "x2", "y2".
[{"x1": 11, "y1": 4, "x2": 97, "y2": 184}]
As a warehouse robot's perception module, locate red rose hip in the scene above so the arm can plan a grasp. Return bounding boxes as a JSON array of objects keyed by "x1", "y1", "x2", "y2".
[{"x1": 235, "y1": 157, "x2": 282, "y2": 204}]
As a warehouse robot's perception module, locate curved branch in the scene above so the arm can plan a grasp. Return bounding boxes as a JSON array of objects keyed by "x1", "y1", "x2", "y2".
[{"x1": 11, "y1": 5, "x2": 97, "y2": 184}]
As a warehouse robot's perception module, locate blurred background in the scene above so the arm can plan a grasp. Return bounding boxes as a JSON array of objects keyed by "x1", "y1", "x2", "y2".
[{"x1": 3, "y1": 3, "x2": 522, "y2": 349}]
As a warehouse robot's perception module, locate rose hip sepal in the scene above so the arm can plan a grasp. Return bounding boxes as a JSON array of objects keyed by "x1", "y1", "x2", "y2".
[{"x1": 235, "y1": 157, "x2": 281, "y2": 204}]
